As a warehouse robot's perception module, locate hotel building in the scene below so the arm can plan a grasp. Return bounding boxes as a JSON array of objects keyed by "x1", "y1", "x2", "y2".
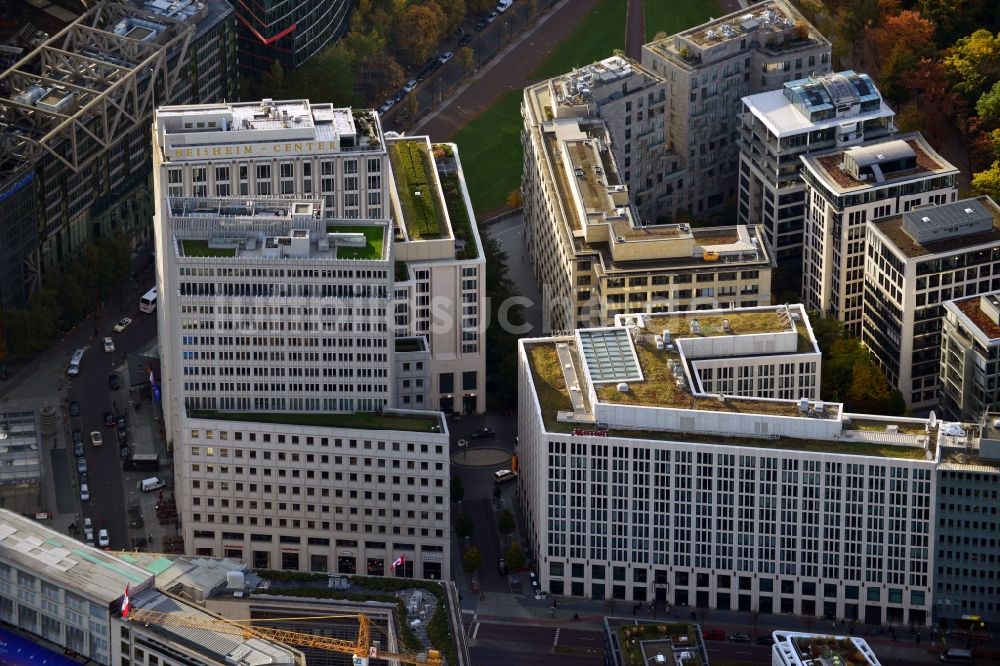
[
  {"x1": 0, "y1": 0, "x2": 236, "y2": 308},
  {"x1": 864, "y1": 197, "x2": 1000, "y2": 410},
  {"x1": 641, "y1": 0, "x2": 831, "y2": 220},
  {"x1": 518, "y1": 304, "x2": 950, "y2": 626},
  {"x1": 522, "y1": 69, "x2": 774, "y2": 332},
  {"x1": 939, "y1": 293, "x2": 1000, "y2": 422},
  {"x1": 738, "y1": 70, "x2": 895, "y2": 257},
  {"x1": 801, "y1": 133, "x2": 958, "y2": 336},
  {"x1": 0, "y1": 509, "x2": 299, "y2": 665}
]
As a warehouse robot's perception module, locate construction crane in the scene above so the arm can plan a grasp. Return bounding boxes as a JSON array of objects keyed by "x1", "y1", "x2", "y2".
[{"x1": 128, "y1": 608, "x2": 442, "y2": 666}]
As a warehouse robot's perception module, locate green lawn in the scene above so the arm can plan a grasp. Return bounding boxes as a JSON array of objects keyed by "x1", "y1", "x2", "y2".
[
  {"x1": 451, "y1": 90, "x2": 524, "y2": 215},
  {"x1": 387, "y1": 140, "x2": 445, "y2": 239},
  {"x1": 189, "y1": 409, "x2": 441, "y2": 433},
  {"x1": 181, "y1": 240, "x2": 236, "y2": 257},
  {"x1": 326, "y1": 224, "x2": 385, "y2": 259},
  {"x1": 644, "y1": 0, "x2": 721, "y2": 42},
  {"x1": 531, "y1": 0, "x2": 626, "y2": 79}
]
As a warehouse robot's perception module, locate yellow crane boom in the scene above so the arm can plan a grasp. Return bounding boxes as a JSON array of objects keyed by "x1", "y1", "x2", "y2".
[{"x1": 128, "y1": 608, "x2": 442, "y2": 665}]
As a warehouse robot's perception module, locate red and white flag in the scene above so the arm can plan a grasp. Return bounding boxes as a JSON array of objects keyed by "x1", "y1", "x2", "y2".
[
  {"x1": 121, "y1": 585, "x2": 130, "y2": 618},
  {"x1": 391, "y1": 555, "x2": 405, "y2": 570}
]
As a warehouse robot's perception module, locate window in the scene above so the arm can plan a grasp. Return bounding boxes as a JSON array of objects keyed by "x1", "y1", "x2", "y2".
[
  {"x1": 462, "y1": 371, "x2": 477, "y2": 391},
  {"x1": 439, "y1": 373, "x2": 454, "y2": 393}
]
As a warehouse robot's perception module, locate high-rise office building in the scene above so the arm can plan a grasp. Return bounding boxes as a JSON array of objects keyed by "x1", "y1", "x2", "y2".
[
  {"x1": 800, "y1": 133, "x2": 958, "y2": 335},
  {"x1": 0, "y1": 0, "x2": 236, "y2": 309},
  {"x1": 522, "y1": 59, "x2": 775, "y2": 332},
  {"x1": 939, "y1": 292, "x2": 1000, "y2": 422},
  {"x1": 864, "y1": 197, "x2": 1000, "y2": 410},
  {"x1": 517, "y1": 304, "x2": 949, "y2": 625},
  {"x1": 738, "y1": 70, "x2": 895, "y2": 257},
  {"x1": 235, "y1": 0, "x2": 352, "y2": 74},
  {"x1": 641, "y1": 0, "x2": 831, "y2": 220}
]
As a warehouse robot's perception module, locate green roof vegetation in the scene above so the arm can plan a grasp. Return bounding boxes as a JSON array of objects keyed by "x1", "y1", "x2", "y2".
[
  {"x1": 433, "y1": 146, "x2": 479, "y2": 260},
  {"x1": 326, "y1": 225, "x2": 385, "y2": 259},
  {"x1": 181, "y1": 240, "x2": 236, "y2": 257},
  {"x1": 525, "y1": 344, "x2": 573, "y2": 431},
  {"x1": 617, "y1": 623, "x2": 702, "y2": 666},
  {"x1": 189, "y1": 409, "x2": 440, "y2": 433},
  {"x1": 388, "y1": 140, "x2": 445, "y2": 239},
  {"x1": 647, "y1": 311, "x2": 788, "y2": 338}
]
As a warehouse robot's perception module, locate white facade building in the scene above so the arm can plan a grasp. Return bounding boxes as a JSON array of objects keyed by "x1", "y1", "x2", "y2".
[
  {"x1": 738, "y1": 70, "x2": 895, "y2": 257},
  {"x1": 864, "y1": 196, "x2": 1000, "y2": 410},
  {"x1": 939, "y1": 293, "x2": 1000, "y2": 422},
  {"x1": 0, "y1": 509, "x2": 298, "y2": 666},
  {"x1": 801, "y1": 133, "x2": 958, "y2": 336},
  {"x1": 517, "y1": 304, "x2": 947, "y2": 626}
]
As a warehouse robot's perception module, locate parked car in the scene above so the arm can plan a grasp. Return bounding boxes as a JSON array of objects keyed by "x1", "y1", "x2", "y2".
[
  {"x1": 79, "y1": 472, "x2": 88, "y2": 487},
  {"x1": 84, "y1": 523, "x2": 95, "y2": 547},
  {"x1": 72, "y1": 429, "x2": 83, "y2": 445},
  {"x1": 703, "y1": 628, "x2": 726, "y2": 641},
  {"x1": 416, "y1": 66, "x2": 433, "y2": 81},
  {"x1": 68, "y1": 400, "x2": 79, "y2": 417},
  {"x1": 487, "y1": 10, "x2": 498, "y2": 23},
  {"x1": 109, "y1": 373, "x2": 120, "y2": 390},
  {"x1": 498, "y1": 558, "x2": 507, "y2": 575},
  {"x1": 457, "y1": 439, "x2": 468, "y2": 448},
  {"x1": 428, "y1": 59, "x2": 442, "y2": 73},
  {"x1": 755, "y1": 635, "x2": 775, "y2": 646},
  {"x1": 474, "y1": 18, "x2": 488, "y2": 31},
  {"x1": 116, "y1": 414, "x2": 126, "y2": 431},
  {"x1": 103, "y1": 336, "x2": 115, "y2": 353},
  {"x1": 439, "y1": 51, "x2": 454, "y2": 64},
  {"x1": 77, "y1": 457, "x2": 88, "y2": 474},
  {"x1": 494, "y1": 469, "x2": 517, "y2": 483},
  {"x1": 377, "y1": 100, "x2": 394, "y2": 115},
  {"x1": 103, "y1": 411, "x2": 115, "y2": 427},
  {"x1": 113, "y1": 317, "x2": 132, "y2": 332},
  {"x1": 470, "y1": 427, "x2": 495, "y2": 439},
  {"x1": 403, "y1": 79, "x2": 417, "y2": 93},
  {"x1": 98, "y1": 528, "x2": 109, "y2": 548},
  {"x1": 90, "y1": 431, "x2": 103, "y2": 447},
  {"x1": 393, "y1": 90, "x2": 406, "y2": 103},
  {"x1": 74, "y1": 441, "x2": 84, "y2": 457},
  {"x1": 458, "y1": 34, "x2": 473, "y2": 47},
  {"x1": 119, "y1": 443, "x2": 131, "y2": 460},
  {"x1": 117, "y1": 430, "x2": 128, "y2": 445},
  {"x1": 80, "y1": 484, "x2": 90, "y2": 502},
  {"x1": 729, "y1": 632, "x2": 751, "y2": 643}
]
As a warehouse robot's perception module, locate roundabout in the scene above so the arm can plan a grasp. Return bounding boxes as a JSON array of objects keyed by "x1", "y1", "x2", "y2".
[{"x1": 450, "y1": 446, "x2": 512, "y2": 467}]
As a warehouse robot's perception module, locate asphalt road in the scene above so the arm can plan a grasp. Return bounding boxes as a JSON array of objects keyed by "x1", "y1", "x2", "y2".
[
  {"x1": 65, "y1": 271, "x2": 157, "y2": 551},
  {"x1": 470, "y1": 622, "x2": 603, "y2": 666}
]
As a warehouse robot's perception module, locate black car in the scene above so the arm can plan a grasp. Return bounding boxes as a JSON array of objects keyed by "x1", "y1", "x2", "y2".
[
  {"x1": 109, "y1": 373, "x2": 120, "y2": 391},
  {"x1": 116, "y1": 414, "x2": 126, "y2": 431},
  {"x1": 458, "y1": 34, "x2": 472, "y2": 47},
  {"x1": 119, "y1": 444, "x2": 131, "y2": 460},
  {"x1": 72, "y1": 429, "x2": 83, "y2": 445},
  {"x1": 755, "y1": 635, "x2": 775, "y2": 646},
  {"x1": 470, "y1": 427, "x2": 495, "y2": 439},
  {"x1": 117, "y1": 429, "x2": 128, "y2": 444},
  {"x1": 498, "y1": 558, "x2": 507, "y2": 575},
  {"x1": 68, "y1": 401, "x2": 79, "y2": 417},
  {"x1": 74, "y1": 441, "x2": 84, "y2": 457},
  {"x1": 79, "y1": 472, "x2": 88, "y2": 486},
  {"x1": 729, "y1": 633, "x2": 751, "y2": 643},
  {"x1": 428, "y1": 60, "x2": 442, "y2": 73},
  {"x1": 103, "y1": 411, "x2": 115, "y2": 428},
  {"x1": 474, "y1": 19, "x2": 487, "y2": 31}
]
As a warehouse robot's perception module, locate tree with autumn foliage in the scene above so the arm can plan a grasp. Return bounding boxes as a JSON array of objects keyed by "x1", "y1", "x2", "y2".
[
  {"x1": 396, "y1": 3, "x2": 448, "y2": 67},
  {"x1": 867, "y1": 10, "x2": 937, "y2": 99}
]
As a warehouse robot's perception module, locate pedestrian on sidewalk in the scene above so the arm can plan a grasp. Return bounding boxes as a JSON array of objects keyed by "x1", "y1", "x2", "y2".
[{"x1": 480, "y1": 591, "x2": 485, "y2": 600}]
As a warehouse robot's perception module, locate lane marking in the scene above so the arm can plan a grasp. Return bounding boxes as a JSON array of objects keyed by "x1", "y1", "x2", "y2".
[
  {"x1": 472, "y1": 622, "x2": 480, "y2": 639},
  {"x1": 553, "y1": 628, "x2": 560, "y2": 646}
]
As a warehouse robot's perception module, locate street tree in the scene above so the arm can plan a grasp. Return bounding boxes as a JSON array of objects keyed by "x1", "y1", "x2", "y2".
[
  {"x1": 497, "y1": 509, "x2": 515, "y2": 536},
  {"x1": 976, "y1": 80, "x2": 1000, "y2": 127},
  {"x1": 455, "y1": 512, "x2": 474, "y2": 539},
  {"x1": 450, "y1": 476, "x2": 465, "y2": 503},
  {"x1": 396, "y1": 3, "x2": 447, "y2": 67},
  {"x1": 462, "y1": 546, "x2": 483, "y2": 573},
  {"x1": 434, "y1": 0, "x2": 467, "y2": 34},
  {"x1": 505, "y1": 542, "x2": 525, "y2": 571},
  {"x1": 972, "y1": 161, "x2": 1000, "y2": 199},
  {"x1": 943, "y1": 29, "x2": 1000, "y2": 103},
  {"x1": 457, "y1": 46, "x2": 474, "y2": 75},
  {"x1": 260, "y1": 60, "x2": 287, "y2": 99}
]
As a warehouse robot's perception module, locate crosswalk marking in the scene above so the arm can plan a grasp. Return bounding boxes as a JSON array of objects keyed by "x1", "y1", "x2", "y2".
[{"x1": 553, "y1": 628, "x2": 561, "y2": 646}]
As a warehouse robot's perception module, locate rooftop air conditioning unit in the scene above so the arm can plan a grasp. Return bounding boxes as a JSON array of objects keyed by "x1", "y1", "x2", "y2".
[
  {"x1": 798, "y1": 398, "x2": 809, "y2": 412},
  {"x1": 815, "y1": 401, "x2": 825, "y2": 414},
  {"x1": 690, "y1": 319, "x2": 701, "y2": 334},
  {"x1": 616, "y1": 382, "x2": 630, "y2": 392}
]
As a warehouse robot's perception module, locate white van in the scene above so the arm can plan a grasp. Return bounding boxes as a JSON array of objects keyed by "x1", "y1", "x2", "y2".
[
  {"x1": 67, "y1": 348, "x2": 85, "y2": 376},
  {"x1": 940, "y1": 649, "x2": 973, "y2": 664},
  {"x1": 139, "y1": 477, "x2": 167, "y2": 492},
  {"x1": 496, "y1": 0, "x2": 513, "y2": 12},
  {"x1": 494, "y1": 469, "x2": 517, "y2": 483}
]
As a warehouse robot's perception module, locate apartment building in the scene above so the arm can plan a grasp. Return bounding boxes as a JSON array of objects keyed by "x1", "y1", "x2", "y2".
[
  {"x1": 388, "y1": 137, "x2": 487, "y2": 415},
  {"x1": 0, "y1": 509, "x2": 299, "y2": 666},
  {"x1": 939, "y1": 293, "x2": 1000, "y2": 422},
  {"x1": 738, "y1": 70, "x2": 895, "y2": 257},
  {"x1": 235, "y1": 0, "x2": 352, "y2": 74},
  {"x1": 802, "y1": 133, "x2": 958, "y2": 336},
  {"x1": 518, "y1": 304, "x2": 946, "y2": 626},
  {"x1": 0, "y1": 0, "x2": 236, "y2": 309},
  {"x1": 522, "y1": 76, "x2": 774, "y2": 332},
  {"x1": 641, "y1": 0, "x2": 831, "y2": 220},
  {"x1": 934, "y1": 431, "x2": 1000, "y2": 626},
  {"x1": 864, "y1": 197, "x2": 1000, "y2": 410}
]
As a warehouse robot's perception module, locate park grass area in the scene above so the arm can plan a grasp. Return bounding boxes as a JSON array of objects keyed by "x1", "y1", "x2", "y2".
[
  {"x1": 531, "y1": 0, "x2": 626, "y2": 79},
  {"x1": 387, "y1": 140, "x2": 445, "y2": 239},
  {"x1": 189, "y1": 409, "x2": 440, "y2": 433},
  {"x1": 326, "y1": 224, "x2": 385, "y2": 259},
  {"x1": 180, "y1": 240, "x2": 236, "y2": 257},
  {"x1": 451, "y1": 90, "x2": 524, "y2": 215},
  {"x1": 644, "y1": 0, "x2": 721, "y2": 41}
]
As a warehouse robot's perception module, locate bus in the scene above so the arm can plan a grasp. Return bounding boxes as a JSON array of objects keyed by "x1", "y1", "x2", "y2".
[
  {"x1": 123, "y1": 453, "x2": 159, "y2": 471},
  {"x1": 67, "y1": 348, "x2": 85, "y2": 376},
  {"x1": 139, "y1": 287, "x2": 157, "y2": 313}
]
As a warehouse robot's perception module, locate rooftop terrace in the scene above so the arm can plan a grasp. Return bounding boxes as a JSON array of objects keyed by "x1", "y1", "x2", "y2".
[
  {"x1": 952, "y1": 295, "x2": 1000, "y2": 340},
  {"x1": 806, "y1": 135, "x2": 955, "y2": 194},
  {"x1": 775, "y1": 632, "x2": 880, "y2": 666},
  {"x1": 606, "y1": 619, "x2": 704, "y2": 666},
  {"x1": 389, "y1": 138, "x2": 448, "y2": 240},
  {"x1": 188, "y1": 410, "x2": 443, "y2": 433},
  {"x1": 872, "y1": 196, "x2": 1000, "y2": 259}
]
